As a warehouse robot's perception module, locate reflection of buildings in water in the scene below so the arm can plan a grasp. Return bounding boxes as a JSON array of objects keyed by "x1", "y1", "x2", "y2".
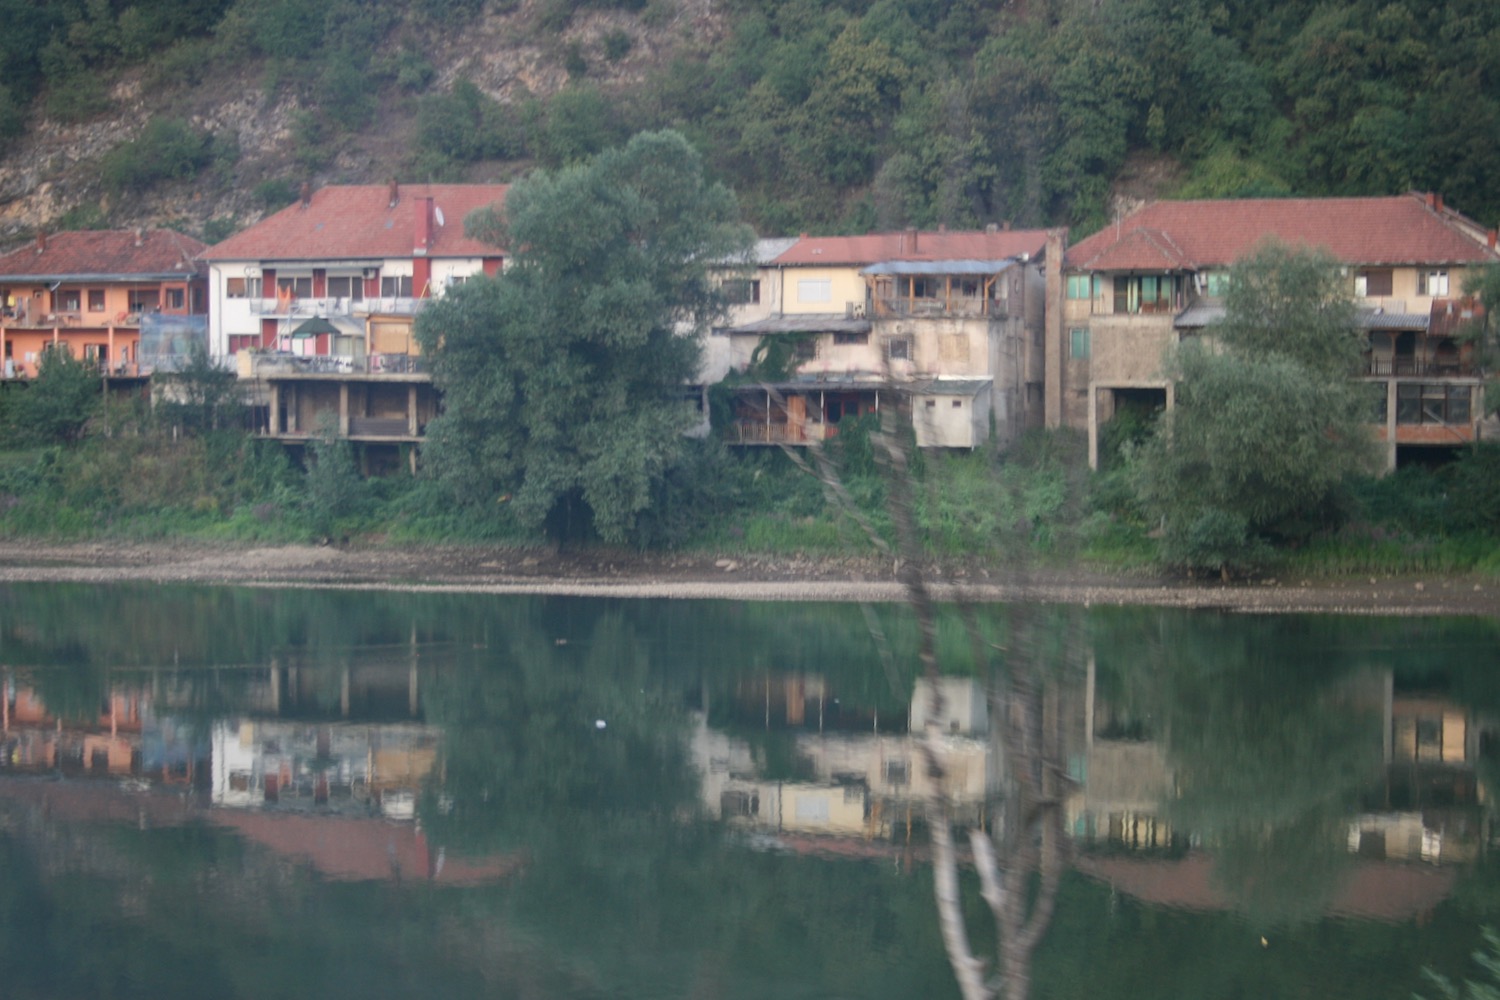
[
  {"x1": 1350, "y1": 693, "x2": 1491, "y2": 866},
  {"x1": 212, "y1": 719, "x2": 440, "y2": 820},
  {"x1": 1, "y1": 683, "x2": 205, "y2": 783},
  {"x1": 694, "y1": 677, "x2": 1003, "y2": 841}
]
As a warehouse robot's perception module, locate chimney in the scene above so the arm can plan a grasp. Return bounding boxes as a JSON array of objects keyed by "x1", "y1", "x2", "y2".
[
  {"x1": 986, "y1": 223, "x2": 998, "y2": 234},
  {"x1": 1003, "y1": 220, "x2": 1012, "y2": 231},
  {"x1": 1488, "y1": 229, "x2": 1497, "y2": 250},
  {"x1": 299, "y1": 182, "x2": 312, "y2": 208},
  {"x1": 938, "y1": 223, "x2": 946, "y2": 233},
  {"x1": 35, "y1": 231, "x2": 45, "y2": 254},
  {"x1": 1427, "y1": 192, "x2": 1438, "y2": 209},
  {"x1": 388, "y1": 180, "x2": 400, "y2": 208},
  {"x1": 907, "y1": 226, "x2": 918, "y2": 253},
  {"x1": 1436, "y1": 193, "x2": 1445, "y2": 212},
  {"x1": 134, "y1": 227, "x2": 144, "y2": 247},
  {"x1": 414, "y1": 196, "x2": 434, "y2": 256}
]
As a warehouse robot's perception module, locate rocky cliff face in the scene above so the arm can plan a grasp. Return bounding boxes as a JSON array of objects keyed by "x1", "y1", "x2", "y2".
[{"x1": 0, "y1": 0, "x2": 719, "y2": 246}]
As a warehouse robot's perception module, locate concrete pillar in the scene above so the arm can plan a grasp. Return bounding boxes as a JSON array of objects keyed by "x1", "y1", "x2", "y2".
[
  {"x1": 338, "y1": 383, "x2": 350, "y2": 436},
  {"x1": 1385, "y1": 380, "x2": 1399, "y2": 472},
  {"x1": 269, "y1": 383, "x2": 281, "y2": 434},
  {"x1": 407, "y1": 385, "x2": 418, "y2": 436},
  {"x1": 1087, "y1": 383, "x2": 1099, "y2": 471},
  {"x1": 1043, "y1": 228, "x2": 1066, "y2": 428}
]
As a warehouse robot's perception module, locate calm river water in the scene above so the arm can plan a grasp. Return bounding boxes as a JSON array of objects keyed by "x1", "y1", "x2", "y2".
[{"x1": 0, "y1": 582, "x2": 1495, "y2": 999}]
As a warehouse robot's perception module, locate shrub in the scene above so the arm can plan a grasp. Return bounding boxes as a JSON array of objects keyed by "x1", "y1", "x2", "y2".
[{"x1": 99, "y1": 118, "x2": 217, "y2": 194}]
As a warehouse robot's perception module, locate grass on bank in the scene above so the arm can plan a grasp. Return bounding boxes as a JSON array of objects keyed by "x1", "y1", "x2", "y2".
[{"x1": 0, "y1": 391, "x2": 1498, "y2": 579}]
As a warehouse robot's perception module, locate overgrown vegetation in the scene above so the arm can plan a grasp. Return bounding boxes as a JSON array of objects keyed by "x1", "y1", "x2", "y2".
[{"x1": 4, "y1": 0, "x2": 1497, "y2": 235}]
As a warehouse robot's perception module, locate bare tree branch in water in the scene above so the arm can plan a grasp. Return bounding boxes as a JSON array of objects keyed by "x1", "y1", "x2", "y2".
[{"x1": 769, "y1": 380, "x2": 1072, "y2": 1000}]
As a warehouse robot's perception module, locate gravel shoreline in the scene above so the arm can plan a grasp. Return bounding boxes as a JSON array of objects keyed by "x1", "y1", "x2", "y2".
[{"x1": 0, "y1": 540, "x2": 1496, "y2": 616}]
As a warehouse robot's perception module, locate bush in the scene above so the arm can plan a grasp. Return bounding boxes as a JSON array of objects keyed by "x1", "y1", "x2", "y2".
[
  {"x1": 5, "y1": 349, "x2": 101, "y2": 446},
  {"x1": 99, "y1": 118, "x2": 218, "y2": 194}
]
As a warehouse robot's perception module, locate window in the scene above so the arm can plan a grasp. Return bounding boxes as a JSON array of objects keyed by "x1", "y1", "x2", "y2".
[
  {"x1": 1396, "y1": 384, "x2": 1471, "y2": 424},
  {"x1": 1113, "y1": 275, "x2": 1176, "y2": 314},
  {"x1": 1066, "y1": 274, "x2": 1096, "y2": 300},
  {"x1": 1203, "y1": 272, "x2": 1231, "y2": 297},
  {"x1": 885, "y1": 760, "x2": 910, "y2": 786},
  {"x1": 905, "y1": 277, "x2": 940, "y2": 299},
  {"x1": 797, "y1": 278, "x2": 831, "y2": 303},
  {"x1": 1356, "y1": 269, "x2": 1393, "y2": 297},
  {"x1": 276, "y1": 276, "x2": 313, "y2": 298},
  {"x1": 165, "y1": 288, "x2": 184, "y2": 310},
  {"x1": 228, "y1": 334, "x2": 258, "y2": 354},
  {"x1": 381, "y1": 275, "x2": 414, "y2": 297},
  {"x1": 723, "y1": 279, "x2": 760, "y2": 304},
  {"x1": 87, "y1": 289, "x2": 105, "y2": 312},
  {"x1": 792, "y1": 337, "x2": 818, "y2": 361},
  {"x1": 952, "y1": 399, "x2": 963, "y2": 408},
  {"x1": 128, "y1": 290, "x2": 157, "y2": 313},
  {"x1": 833, "y1": 331, "x2": 868, "y2": 346},
  {"x1": 887, "y1": 337, "x2": 912, "y2": 361},
  {"x1": 1418, "y1": 270, "x2": 1449, "y2": 296},
  {"x1": 1069, "y1": 327, "x2": 1091, "y2": 359},
  {"x1": 60, "y1": 290, "x2": 80, "y2": 311},
  {"x1": 226, "y1": 277, "x2": 262, "y2": 299},
  {"x1": 326, "y1": 275, "x2": 364, "y2": 301}
]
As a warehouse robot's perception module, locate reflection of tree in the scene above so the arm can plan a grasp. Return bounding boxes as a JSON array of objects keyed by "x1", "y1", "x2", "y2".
[
  {"x1": 418, "y1": 600, "x2": 699, "y2": 858},
  {"x1": 1102, "y1": 614, "x2": 1383, "y2": 926}
]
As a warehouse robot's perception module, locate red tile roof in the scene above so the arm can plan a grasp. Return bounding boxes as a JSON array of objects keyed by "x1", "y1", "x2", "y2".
[
  {"x1": 773, "y1": 229, "x2": 1050, "y2": 266},
  {"x1": 1066, "y1": 193, "x2": 1500, "y2": 271},
  {"x1": 0, "y1": 229, "x2": 206, "y2": 279},
  {"x1": 201, "y1": 184, "x2": 509, "y2": 262}
]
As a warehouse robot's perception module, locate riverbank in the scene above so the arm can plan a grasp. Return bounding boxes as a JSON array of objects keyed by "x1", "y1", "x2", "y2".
[{"x1": 0, "y1": 540, "x2": 1495, "y2": 615}]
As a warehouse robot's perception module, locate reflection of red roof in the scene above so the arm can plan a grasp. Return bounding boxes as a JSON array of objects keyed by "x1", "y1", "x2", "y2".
[
  {"x1": 773, "y1": 229, "x2": 1050, "y2": 266},
  {"x1": 0, "y1": 778, "x2": 517, "y2": 887},
  {"x1": 0, "y1": 230, "x2": 206, "y2": 279},
  {"x1": 1076, "y1": 852, "x2": 1456, "y2": 922},
  {"x1": 201, "y1": 184, "x2": 508, "y2": 262},
  {"x1": 1066, "y1": 193, "x2": 1500, "y2": 271},
  {"x1": 211, "y1": 811, "x2": 520, "y2": 885}
]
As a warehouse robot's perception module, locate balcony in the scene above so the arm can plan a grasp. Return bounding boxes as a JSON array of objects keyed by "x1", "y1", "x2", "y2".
[
  {"x1": 240, "y1": 351, "x2": 429, "y2": 378},
  {"x1": 1, "y1": 310, "x2": 143, "y2": 329},
  {"x1": 727, "y1": 419, "x2": 832, "y2": 445},
  {"x1": 871, "y1": 295, "x2": 1009, "y2": 319},
  {"x1": 1364, "y1": 358, "x2": 1479, "y2": 378}
]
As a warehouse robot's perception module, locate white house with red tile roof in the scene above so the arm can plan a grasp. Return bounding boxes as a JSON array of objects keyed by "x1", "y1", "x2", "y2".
[
  {"x1": 719, "y1": 227, "x2": 1062, "y2": 449},
  {"x1": 200, "y1": 182, "x2": 507, "y2": 365},
  {"x1": 0, "y1": 228, "x2": 206, "y2": 378},
  {"x1": 1056, "y1": 192, "x2": 1500, "y2": 469}
]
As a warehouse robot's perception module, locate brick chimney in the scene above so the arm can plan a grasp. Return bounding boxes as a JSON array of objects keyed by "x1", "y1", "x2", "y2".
[
  {"x1": 414, "y1": 196, "x2": 434, "y2": 256},
  {"x1": 299, "y1": 182, "x2": 312, "y2": 208},
  {"x1": 1488, "y1": 229, "x2": 1497, "y2": 250},
  {"x1": 907, "y1": 226, "x2": 918, "y2": 252},
  {"x1": 388, "y1": 180, "x2": 400, "y2": 208},
  {"x1": 35, "y1": 231, "x2": 45, "y2": 253}
]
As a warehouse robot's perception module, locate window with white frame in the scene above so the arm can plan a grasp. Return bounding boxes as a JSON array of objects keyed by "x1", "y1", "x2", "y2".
[
  {"x1": 381, "y1": 275, "x2": 414, "y2": 297},
  {"x1": 797, "y1": 278, "x2": 831, "y2": 303},
  {"x1": 326, "y1": 275, "x2": 364, "y2": 301},
  {"x1": 226, "y1": 277, "x2": 262, "y2": 299},
  {"x1": 1418, "y1": 270, "x2": 1449, "y2": 296}
]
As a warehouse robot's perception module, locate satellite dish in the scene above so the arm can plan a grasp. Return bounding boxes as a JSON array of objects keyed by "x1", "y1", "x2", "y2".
[{"x1": 434, "y1": 206, "x2": 446, "y2": 227}]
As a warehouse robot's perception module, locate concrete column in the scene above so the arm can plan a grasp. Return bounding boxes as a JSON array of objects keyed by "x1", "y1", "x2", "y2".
[
  {"x1": 1087, "y1": 382, "x2": 1099, "y2": 471},
  {"x1": 407, "y1": 385, "x2": 418, "y2": 436},
  {"x1": 1386, "y1": 380, "x2": 1399, "y2": 473},
  {"x1": 1043, "y1": 229, "x2": 1066, "y2": 428},
  {"x1": 269, "y1": 383, "x2": 281, "y2": 434},
  {"x1": 338, "y1": 383, "x2": 350, "y2": 436}
]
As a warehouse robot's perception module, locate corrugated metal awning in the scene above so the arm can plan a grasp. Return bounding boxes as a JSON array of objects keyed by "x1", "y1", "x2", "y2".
[
  {"x1": 721, "y1": 313, "x2": 871, "y2": 335},
  {"x1": 861, "y1": 260, "x2": 1017, "y2": 276}
]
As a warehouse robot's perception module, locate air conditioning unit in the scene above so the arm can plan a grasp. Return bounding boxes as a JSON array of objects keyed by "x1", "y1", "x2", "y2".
[
  {"x1": 362, "y1": 267, "x2": 379, "y2": 279},
  {"x1": 852, "y1": 303, "x2": 866, "y2": 318}
]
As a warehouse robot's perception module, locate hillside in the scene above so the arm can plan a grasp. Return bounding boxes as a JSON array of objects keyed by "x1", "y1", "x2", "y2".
[{"x1": 0, "y1": 0, "x2": 1495, "y2": 245}]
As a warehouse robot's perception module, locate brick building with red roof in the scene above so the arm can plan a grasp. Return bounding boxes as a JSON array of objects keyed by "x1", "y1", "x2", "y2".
[
  {"x1": 200, "y1": 183, "x2": 507, "y2": 467},
  {"x1": 0, "y1": 228, "x2": 206, "y2": 378},
  {"x1": 1054, "y1": 192, "x2": 1500, "y2": 469},
  {"x1": 718, "y1": 226, "x2": 1064, "y2": 449}
]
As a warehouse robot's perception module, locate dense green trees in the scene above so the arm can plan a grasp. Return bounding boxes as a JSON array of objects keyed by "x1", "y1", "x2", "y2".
[
  {"x1": 1133, "y1": 242, "x2": 1378, "y2": 573},
  {"x1": 417, "y1": 130, "x2": 752, "y2": 543}
]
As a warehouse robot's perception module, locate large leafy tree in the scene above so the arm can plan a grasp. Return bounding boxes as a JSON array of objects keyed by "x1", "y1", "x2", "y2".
[
  {"x1": 416, "y1": 130, "x2": 752, "y2": 543},
  {"x1": 1134, "y1": 240, "x2": 1378, "y2": 573}
]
